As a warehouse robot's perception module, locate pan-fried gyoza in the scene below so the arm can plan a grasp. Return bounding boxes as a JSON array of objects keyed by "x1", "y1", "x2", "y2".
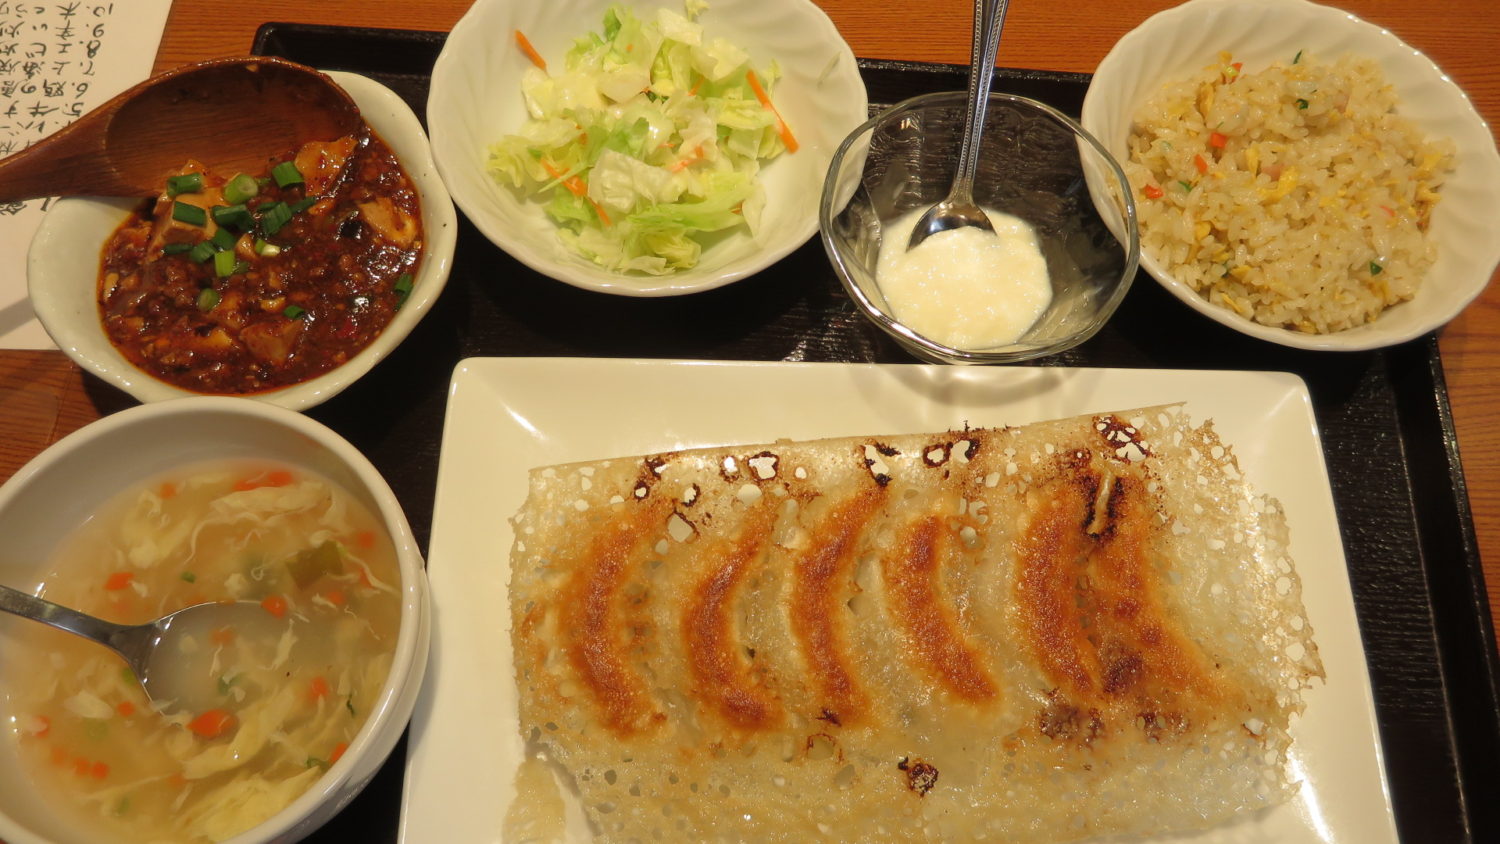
[{"x1": 507, "y1": 404, "x2": 1323, "y2": 842}]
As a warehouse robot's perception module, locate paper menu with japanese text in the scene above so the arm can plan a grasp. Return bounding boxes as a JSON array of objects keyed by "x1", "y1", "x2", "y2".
[{"x1": 0, "y1": 1, "x2": 171, "y2": 349}]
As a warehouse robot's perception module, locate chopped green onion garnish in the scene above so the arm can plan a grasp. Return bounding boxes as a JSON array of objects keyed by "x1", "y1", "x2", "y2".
[
  {"x1": 393, "y1": 273, "x2": 414, "y2": 308},
  {"x1": 223, "y1": 172, "x2": 260, "y2": 205},
  {"x1": 189, "y1": 242, "x2": 217, "y2": 263},
  {"x1": 253, "y1": 237, "x2": 282, "y2": 257},
  {"x1": 166, "y1": 173, "x2": 203, "y2": 197},
  {"x1": 213, "y1": 250, "x2": 238, "y2": 278},
  {"x1": 283, "y1": 304, "x2": 306, "y2": 319},
  {"x1": 180, "y1": 571, "x2": 196, "y2": 583},
  {"x1": 161, "y1": 242, "x2": 194, "y2": 255},
  {"x1": 1293, "y1": 49, "x2": 1303, "y2": 64},
  {"x1": 1370, "y1": 261, "x2": 1384, "y2": 276},
  {"x1": 272, "y1": 160, "x2": 305, "y2": 188},
  {"x1": 1178, "y1": 180, "x2": 1193, "y2": 192},
  {"x1": 1296, "y1": 98, "x2": 1309, "y2": 109},
  {"x1": 210, "y1": 228, "x2": 237, "y2": 251},
  {"x1": 196, "y1": 288, "x2": 220, "y2": 311},
  {"x1": 289, "y1": 197, "x2": 318, "y2": 214},
  {"x1": 172, "y1": 201, "x2": 206, "y2": 226},
  {"x1": 306, "y1": 756, "x2": 329, "y2": 770},
  {"x1": 260, "y1": 201, "x2": 293, "y2": 236},
  {"x1": 211, "y1": 203, "x2": 255, "y2": 231},
  {"x1": 345, "y1": 696, "x2": 356, "y2": 717}
]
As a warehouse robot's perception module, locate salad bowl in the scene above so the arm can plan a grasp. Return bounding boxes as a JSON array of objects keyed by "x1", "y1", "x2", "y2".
[{"x1": 427, "y1": 0, "x2": 868, "y2": 296}]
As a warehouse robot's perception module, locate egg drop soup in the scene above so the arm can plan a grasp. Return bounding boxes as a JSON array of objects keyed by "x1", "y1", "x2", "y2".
[{"x1": 0, "y1": 460, "x2": 402, "y2": 843}]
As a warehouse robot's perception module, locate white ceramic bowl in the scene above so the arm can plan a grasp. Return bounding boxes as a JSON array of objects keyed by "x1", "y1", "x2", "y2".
[
  {"x1": 28, "y1": 71, "x2": 458, "y2": 409},
  {"x1": 1081, "y1": 0, "x2": 1500, "y2": 350},
  {"x1": 427, "y1": 0, "x2": 868, "y2": 296},
  {"x1": 0, "y1": 397, "x2": 430, "y2": 844}
]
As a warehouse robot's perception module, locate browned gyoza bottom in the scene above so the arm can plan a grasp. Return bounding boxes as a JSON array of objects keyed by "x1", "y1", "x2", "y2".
[{"x1": 508, "y1": 405, "x2": 1323, "y2": 843}]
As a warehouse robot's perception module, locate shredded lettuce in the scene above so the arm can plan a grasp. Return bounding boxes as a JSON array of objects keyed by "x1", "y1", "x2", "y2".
[{"x1": 488, "y1": 1, "x2": 790, "y2": 274}]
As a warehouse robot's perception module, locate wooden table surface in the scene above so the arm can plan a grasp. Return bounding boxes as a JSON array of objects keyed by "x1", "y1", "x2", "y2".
[{"x1": 2, "y1": 0, "x2": 1497, "y2": 696}]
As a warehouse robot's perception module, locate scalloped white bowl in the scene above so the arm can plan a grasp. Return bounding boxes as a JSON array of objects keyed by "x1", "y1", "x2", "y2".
[
  {"x1": 28, "y1": 71, "x2": 458, "y2": 409},
  {"x1": 427, "y1": 0, "x2": 868, "y2": 296},
  {"x1": 1081, "y1": 0, "x2": 1500, "y2": 351},
  {"x1": 0, "y1": 398, "x2": 429, "y2": 844}
]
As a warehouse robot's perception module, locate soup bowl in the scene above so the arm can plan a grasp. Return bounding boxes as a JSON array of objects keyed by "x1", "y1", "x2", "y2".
[{"x1": 0, "y1": 398, "x2": 430, "y2": 844}]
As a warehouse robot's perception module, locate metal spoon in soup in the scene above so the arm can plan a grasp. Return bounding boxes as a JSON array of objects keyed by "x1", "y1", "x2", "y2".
[{"x1": 0, "y1": 586, "x2": 287, "y2": 715}]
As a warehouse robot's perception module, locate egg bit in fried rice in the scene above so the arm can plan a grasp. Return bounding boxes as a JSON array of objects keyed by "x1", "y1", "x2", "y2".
[{"x1": 1126, "y1": 51, "x2": 1454, "y2": 334}]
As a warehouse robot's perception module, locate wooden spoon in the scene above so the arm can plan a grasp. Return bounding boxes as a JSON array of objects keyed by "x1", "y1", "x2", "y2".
[{"x1": 0, "y1": 56, "x2": 362, "y2": 203}]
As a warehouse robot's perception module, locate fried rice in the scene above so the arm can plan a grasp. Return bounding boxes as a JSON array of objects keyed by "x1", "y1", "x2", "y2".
[{"x1": 1126, "y1": 52, "x2": 1454, "y2": 334}]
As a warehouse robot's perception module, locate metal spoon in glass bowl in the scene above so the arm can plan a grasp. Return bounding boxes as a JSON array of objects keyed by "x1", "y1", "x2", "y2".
[
  {"x1": 0, "y1": 56, "x2": 361, "y2": 203},
  {"x1": 0, "y1": 583, "x2": 282, "y2": 714},
  {"x1": 907, "y1": 0, "x2": 1012, "y2": 250}
]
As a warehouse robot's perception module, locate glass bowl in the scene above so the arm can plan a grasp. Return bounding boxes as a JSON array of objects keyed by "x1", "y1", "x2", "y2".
[{"x1": 820, "y1": 91, "x2": 1140, "y2": 364}]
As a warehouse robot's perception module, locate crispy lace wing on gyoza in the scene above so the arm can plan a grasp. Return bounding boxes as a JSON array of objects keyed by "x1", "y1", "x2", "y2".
[{"x1": 507, "y1": 405, "x2": 1324, "y2": 842}]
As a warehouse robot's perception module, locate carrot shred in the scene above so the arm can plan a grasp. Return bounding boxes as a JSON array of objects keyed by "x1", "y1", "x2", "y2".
[
  {"x1": 591, "y1": 200, "x2": 613, "y2": 226},
  {"x1": 354, "y1": 530, "x2": 376, "y2": 550},
  {"x1": 91, "y1": 761, "x2": 110, "y2": 779},
  {"x1": 1208, "y1": 131, "x2": 1228, "y2": 149},
  {"x1": 260, "y1": 594, "x2": 288, "y2": 619},
  {"x1": 104, "y1": 571, "x2": 134, "y2": 591},
  {"x1": 330, "y1": 741, "x2": 349, "y2": 764},
  {"x1": 158, "y1": 482, "x2": 177, "y2": 500},
  {"x1": 669, "y1": 145, "x2": 705, "y2": 172},
  {"x1": 1142, "y1": 184, "x2": 1165, "y2": 199},
  {"x1": 324, "y1": 588, "x2": 347, "y2": 607},
  {"x1": 233, "y1": 469, "x2": 294, "y2": 492},
  {"x1": 309, "y1": 676, "x2": 331, "y2": 701},
  {"x1": 116, "y1": 701, "x2": 136, "y2": 718},
  {"x1": 745, "y1": 70, "x2": 798, "y2": 153},
  {"x1": 1193, "y1": 153, "x2": 1209, "y2": 174},
  {"x1": 540, "y1": 159, "x2": 587, "y2": 197},
  {"x1": 210, "y1": 627, "x2": 235, "y2": 646},
  {"x1": 168, "y1": 772, "x2": 187, "y2": 788},
  {"x1": 541, "y1": 159, "x2": 612, "y2": 226},
  {"x1": 515, "y1": 30, "x2": 547, "y2": 71},
  {"x1": 188, "y1": 709, "x2": 236, "y2": 739},
  {"x1": 34, "y1": 715, "x2": 51, "y2": 737}
]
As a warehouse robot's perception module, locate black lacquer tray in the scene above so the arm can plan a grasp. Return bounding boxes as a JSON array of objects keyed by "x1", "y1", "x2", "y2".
[{"x1": 242, "y1": 22, "x2": 1500, "y2": 843}]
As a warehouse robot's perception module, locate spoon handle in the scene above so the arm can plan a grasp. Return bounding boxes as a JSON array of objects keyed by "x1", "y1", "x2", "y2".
[
  {"x1": 952, "y1": 0, "x2": 1011, "y2": 204},
  {"x1": 0, "y1": 583, "x2": 133, "y2": 655}
]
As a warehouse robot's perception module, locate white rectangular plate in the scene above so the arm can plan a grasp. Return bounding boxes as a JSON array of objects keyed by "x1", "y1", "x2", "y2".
[{"x1": 399, "y1": 358, "x2": 1395, "y2": 843}]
